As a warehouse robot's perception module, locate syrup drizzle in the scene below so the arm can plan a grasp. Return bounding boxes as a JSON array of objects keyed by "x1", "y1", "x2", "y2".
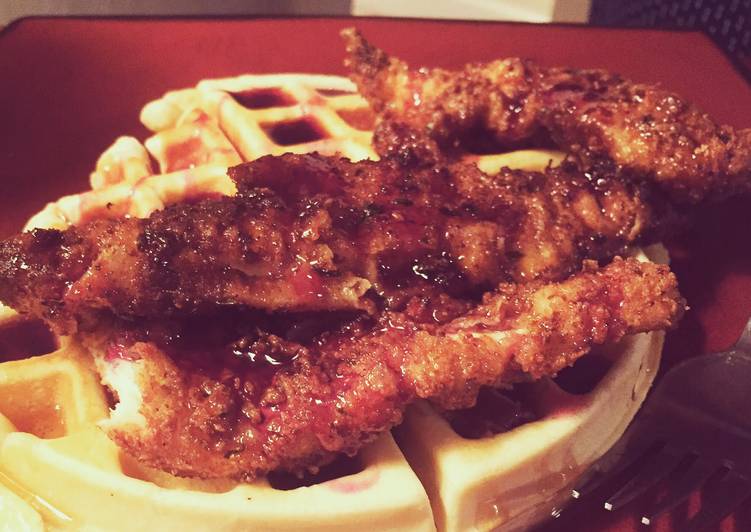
[
  {"x1": 231, "y1": 88, "x2": 296, "y2": 109},
  {"x1": 336, "y1": 108, "x2": 376, "y2": 131},
  {"x1": 262, "y1": 117, "x2": 328, "y2": 146},
  {"x1": 315, "y1": 88, "x2": 356, "y2": 97}
]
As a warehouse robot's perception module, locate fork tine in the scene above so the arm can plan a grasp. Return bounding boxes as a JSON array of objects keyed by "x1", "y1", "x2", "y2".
[
  {"x1": 603, "y1": 445, "x2": 685, "y2": 512},
  {"x1": 571, "y1": 438, "x2": 660, "y2": 500},
  {"x1": 639, "y1": 457, "x2": 718, "y2": 526},
  {"x1": 571, "y1": 470, "x2": 605, "y2": 500},
  {"x1": 683, "y1": 470, "x2": 751, "y2": 532}
]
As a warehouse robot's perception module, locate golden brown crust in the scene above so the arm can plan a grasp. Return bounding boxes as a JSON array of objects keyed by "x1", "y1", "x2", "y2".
[
  {"x1": 0, "y1": 154, "x2": 672, "y2": 334},
  {"x1": 85, "y1": 257, "x2": 682, "y2": 479},
  {"x1": 0, "y1": 43, "x2": 714, "y2": 481},
  {"x1": 344, "y1": 28, "x2": 751, "y2": 203}
]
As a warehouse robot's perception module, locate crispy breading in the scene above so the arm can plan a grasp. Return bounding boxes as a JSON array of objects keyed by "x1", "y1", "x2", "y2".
[
  {"x1": 343, "y1": 28, "x2": 751, "y2": 203},
  {"x1": 86, "y1": 257, "x2": 683, "y2": 479},
  {"x1": 0, "y1": 172, "x2": 376, "y2": 333},
  {"x1": 0, "y1": 154, "x2": 669, "y2": 333}
]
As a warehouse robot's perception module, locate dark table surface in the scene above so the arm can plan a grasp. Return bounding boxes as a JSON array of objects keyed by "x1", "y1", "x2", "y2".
[{"x1": 1, "y1": 16, "x2": 750, "y2": 532}]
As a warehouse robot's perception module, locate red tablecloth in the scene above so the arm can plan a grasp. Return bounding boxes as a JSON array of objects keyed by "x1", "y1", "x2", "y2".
[{"x1": 1, "y1": 16, "x2": 750, "y2": 532}]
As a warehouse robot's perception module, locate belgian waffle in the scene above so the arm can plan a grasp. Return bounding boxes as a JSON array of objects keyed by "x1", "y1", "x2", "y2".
[{"x1": 0, "y1": 74, "x2": 663, "y2": 531}]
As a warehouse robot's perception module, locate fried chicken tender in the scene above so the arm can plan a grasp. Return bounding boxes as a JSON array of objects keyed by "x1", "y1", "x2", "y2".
[
  {"x1": 0, "y1": 154, "x2": 668, "y2": 332},
  {"x1": 0, "y1": 187, "x2": 373, "y2": 334},
  {"x1": 0, "y1": 153, "x2": 686, "y2": 479},
  {"x1": 86, "y1": 257, "x2": 683, "y2": 479},
  {"x1": 343, "y1": 29, "x2": 751, "y2": 202}
]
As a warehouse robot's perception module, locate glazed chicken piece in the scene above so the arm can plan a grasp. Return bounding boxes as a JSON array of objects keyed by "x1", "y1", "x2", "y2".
[
  {"x1": 0, "y1": 153, "x2": 687, "y2": 479},
  {"x1": 0, "y1": 153, "x2": 668, "y2": 332},
  {"x1": 343, "y1": 29, "x2": 751, "y2": 203},
  {"x1": 0, "y1": 189, "x2": 373, "y2": 334},
  {"x1": 87, "y1": 257, "x2": 683, "y2": 479}
]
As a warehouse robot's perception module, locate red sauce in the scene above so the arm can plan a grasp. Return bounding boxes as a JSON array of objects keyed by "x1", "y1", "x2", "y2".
[
  {"x1": 336, "y1": 108, "x2": 376, "y2": 131},
  {"x1": 325, "y1": 467, "x2": 379, "y2": 494},
  {"x1": 163, "y1": 136, "x2": 205, "y2": 171},
  {"x1": 289, "y1": 264, "x2": 325, "y2": 302},
  {"x1": 136, "y1": 309, "x2": 360, "y2": 406},
  {"x1": 149, "y1": 315, "x2": 299, "y2": 384},
  {"x1": 107, "y1": 310, "x2": 366, "y2": 462},
  {"x1": 377, "y1": 250, "x2": 474, "y2": 302},
  {"x1": 262, "y1": 117, "x2": 328, "y2": 146},
  {"x1": 231, "y1": 88, "x2": 296, "y2": 109},
  {"x1": 0, "y1": 318, "x2": 58, "y2": 362}
]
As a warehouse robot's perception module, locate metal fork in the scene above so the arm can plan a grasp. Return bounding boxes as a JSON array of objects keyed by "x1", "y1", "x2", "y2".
[{"x1": 562, "y1": 316, "x2": 751, "y2": 530}]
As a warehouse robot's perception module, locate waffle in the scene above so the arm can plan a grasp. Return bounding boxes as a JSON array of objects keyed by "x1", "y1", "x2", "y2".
[{"x1": 0, "y1": 74, "x2": 663, "y2": 531}]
